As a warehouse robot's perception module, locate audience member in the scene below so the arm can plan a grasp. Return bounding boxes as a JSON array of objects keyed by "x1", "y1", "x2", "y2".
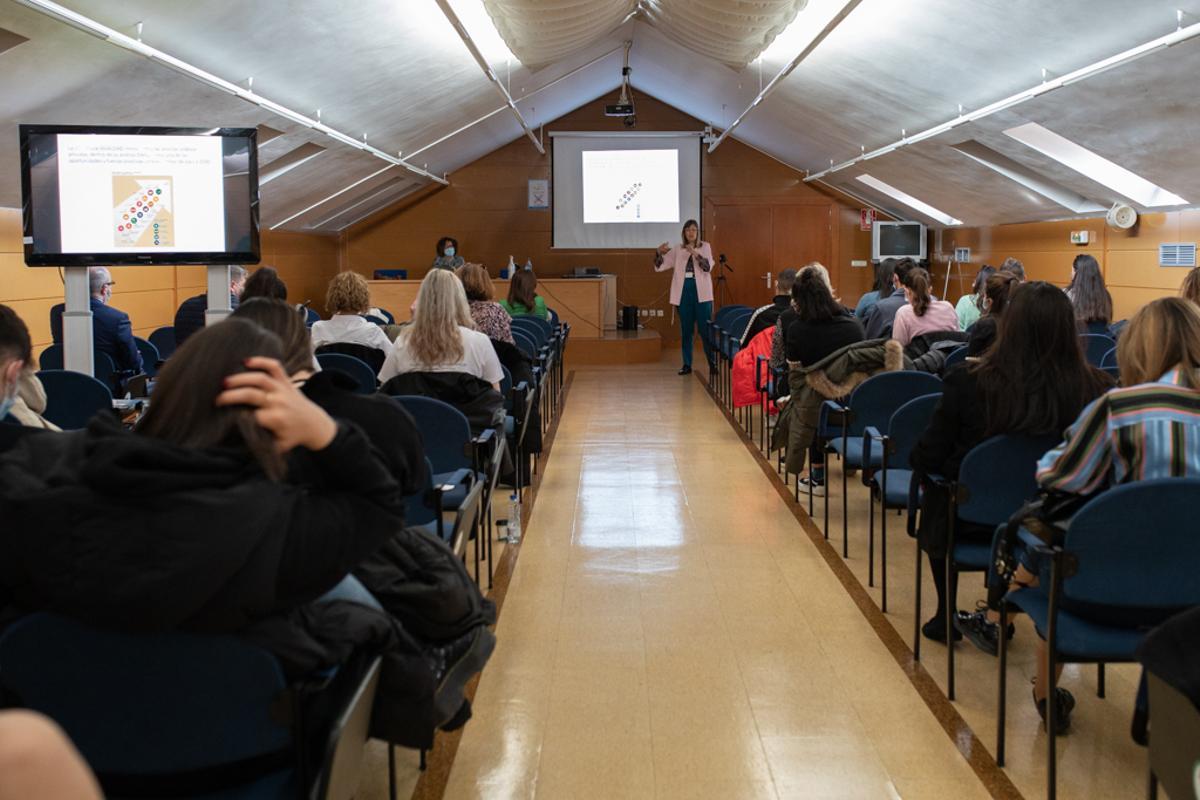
[
  {"x1": 432, "y1": 236, "x2": 464, "y2": 271},
  {"x1": 0, "y1": 306, "x2": 57, "y2": 453},
  {"x1": 855, "y1": 259, "x2": 897, "y2": 320},
  {"x1": 785, "y1": 267, "x2": 865, "y2": 493},
  {"x1": 231, "y1": 298, "x2": 426, "y2": 492},
  {"x1": 863, "y1": 257, "x2": 918, "y2": 338},
  {"x1": 0, "y1": 711, "x2": 102, "y2": 800},
  {"x1": 310, "y1": 271, "x2": 395, "y2": 359},
  {"x1": 910, "y1": 282, "x2": 1111, "y2": 646},
  {"x1": 457, "y1": 263, "x2": 514, "y2": 344},
  {"x1": 741, "y1": 268, "x2": 797, "y2": 345},
  {"x1": 891, "y1": 267, "x2": 958, "y2": 346},
  {"x1": 1066, "y1": 254, "x2": 1113, "y2": 335},
  {"x1": 241, "y1": 265, "x2": 289, "y2": 302},
  {"x1": 983, "y1": 296, "x2": 1200, "y2": 734},
  {"x1": 380, "y1": 269, "x2": 503, "y2": 389},
  {"x1": 49, "y1": 267, "x2": 144, "y2": 374},
  {"x1": 1180, "y1": 265, "x2": 1200, "y2": 307},
  {"x1": 0, "y1": 319, "x2": 405, "y2": 655},
  {"x1": 172, "y1": 265, "x2": 247, "y2": 347},
  {"x1": 966, "y1": 271, "x2": 1019, "y2": 356},
  {"x1": 500, "y1": 268, "x2": 549, "y2": 320},
  {"x1": 999, "y1": 257, "x2": 1026, "y2": 282},
  {"x1": 955, "y1": 265, "x2": 995, "y2": 330}
]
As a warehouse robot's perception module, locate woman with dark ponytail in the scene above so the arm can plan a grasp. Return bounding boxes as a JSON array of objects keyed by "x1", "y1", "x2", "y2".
[{"x1": 891, "y1": 267, "x2": 958, "y2": 345}]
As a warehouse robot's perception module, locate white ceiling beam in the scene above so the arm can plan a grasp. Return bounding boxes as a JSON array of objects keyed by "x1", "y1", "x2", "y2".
[
  {"x1": 436, "y1": 0, "x2": 545, "y2": 155},
  {"x1": 406, "y1": 45, "x2": 626, "y2": 161},
  {"x1": 708, "y1": 0, "x2": 864, "y2": 153},
  {"x1": 14, "y1": 0, "x2": 448, "y2": 185},
  {"x1": 804, "y1": 16, "x2": 1200, "y2": 183}
]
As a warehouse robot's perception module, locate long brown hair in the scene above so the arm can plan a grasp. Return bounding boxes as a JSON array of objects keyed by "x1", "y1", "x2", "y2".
[
  {"x1": 242, "y1": 266, "x2": 288, "y2": 301},
  {"x1": 1118, "y1": 297, "x2": 1200, "y2": 389},
  {"x1": 136, "y1": 319, "x2": 286, "y2": 480},
  {"x1": 231, "y1": 298, "x2": 313, "y2": 376},
  {"x1": 984, "y1": 271, "x2": 1019, "y2": 316},
  {"x1": 508, "y1": 269, "x2": 539, "y2": 311},
  {"x1": 902, "y1": 267, "x2": 933, "y2": 316},
  {"x1": 1067, "y1": 254, "x2": 1112, "y2": 324},
  {"x1": 973, "y1": 281, "x2": 1111, "y2": 437},
  {"x1": 1179, "y1": 266, "x2": 1200, "y2": 307}
]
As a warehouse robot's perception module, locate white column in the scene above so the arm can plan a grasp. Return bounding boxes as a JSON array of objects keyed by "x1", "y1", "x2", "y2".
[
  {"x1": 62, "y1": 266, "x2": 94, "y2": 375},
  {"x1": 205, "y1": 264, "x2": 233, "y2": 327}
]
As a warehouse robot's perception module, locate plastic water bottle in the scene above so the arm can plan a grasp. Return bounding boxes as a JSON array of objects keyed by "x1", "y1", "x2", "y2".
[
  {"x1": 507, "y1": 493, "x2": 522, "y2": 544},
  {"x1": 523, "y1": 258, "x2": 533, "y2": 271}
]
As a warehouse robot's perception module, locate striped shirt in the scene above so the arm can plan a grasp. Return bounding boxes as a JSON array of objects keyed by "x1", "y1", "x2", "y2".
[{"x1": 1037, "y1": 369, "x2": 1200, "y2": 494}]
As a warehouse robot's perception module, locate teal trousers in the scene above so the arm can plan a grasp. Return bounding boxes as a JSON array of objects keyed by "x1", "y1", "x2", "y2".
[{"x1": 677, "y1": 277, "x2": 713, "y2": 367}]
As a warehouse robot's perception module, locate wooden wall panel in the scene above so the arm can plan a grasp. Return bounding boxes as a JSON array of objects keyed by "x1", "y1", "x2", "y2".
[
  {"x1": 0, "y1": 217, "x2": 340, "y2": 348},
  {"x1": 943, "y1": 208, "x2": 1199, "y2": 320},
  {"x1": 340, "y1": 94, "x2": 874, "y2": 343}
]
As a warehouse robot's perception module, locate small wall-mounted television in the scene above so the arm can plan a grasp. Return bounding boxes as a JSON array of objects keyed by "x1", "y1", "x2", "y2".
[
  {"x1": 20, "y1": 124, "x2": 259, "y2": 266},
  {"x1": 872, "y1": 221, "x2": 927, "y2": 262}
]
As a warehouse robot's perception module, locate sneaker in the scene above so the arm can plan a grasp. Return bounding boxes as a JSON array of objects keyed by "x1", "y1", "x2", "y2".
[
  {"x1": 798, "y1": 475, "x2": 825, "y2": 496},
  {"x1": 953, "y1": 606, "x2": 1015, "y2": 657},
  {"x1": 1034, "y1": 687, "x2": 1075, "y2": 735},
  {"x1": 429, "y1": 626, "x2": 496, "y2": 727},
  {"x1": 921, "y1": 615, "x2": 963, "y2": 643}
]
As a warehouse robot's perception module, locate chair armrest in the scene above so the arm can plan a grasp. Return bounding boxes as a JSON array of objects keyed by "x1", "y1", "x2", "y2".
[{"x1": 818, "y1": 399, "x2": 849, "y2": 439}]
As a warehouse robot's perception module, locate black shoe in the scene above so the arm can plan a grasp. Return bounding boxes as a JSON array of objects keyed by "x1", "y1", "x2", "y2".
[
  {"x1": 921, "y1": 615, "x2": 963, "y2": 644},
  {"x1": 440, "y1": 699, "x2": 473, "y2": 732},
  {"x1": 953, "y1": 607, "x2": 1014, "y2": 657},
  {"x1": 678, "y1": 365, "x2": 692, "y2": 375},
  {"x1": 1034, "y1": 687, "x2": 1075, "y2": 735},
  {"x1": 429, "y1": 626, "x2": 496, "y2": 727}
]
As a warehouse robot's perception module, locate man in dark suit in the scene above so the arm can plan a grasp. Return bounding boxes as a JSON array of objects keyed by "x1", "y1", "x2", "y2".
[
  {"x1": 172, "y1": 265, "x2": 248, "y2": 347},
  {"x1": 49, "y1": 267, "x2": 144, "y2": 374}
]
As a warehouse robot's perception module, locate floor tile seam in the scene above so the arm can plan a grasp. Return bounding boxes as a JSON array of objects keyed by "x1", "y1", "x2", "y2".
[
  {"x1": 692, "y1": 371, "x2": 1027, "y2": 800},
  {"x1": 411, "y1": 371, "x2": 577, "y2": 800}
]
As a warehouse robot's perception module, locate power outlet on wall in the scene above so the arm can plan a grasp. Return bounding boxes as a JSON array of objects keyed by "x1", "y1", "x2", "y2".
[{"x1": 656, "y1": 309, "x2": 663, "y2": 317}]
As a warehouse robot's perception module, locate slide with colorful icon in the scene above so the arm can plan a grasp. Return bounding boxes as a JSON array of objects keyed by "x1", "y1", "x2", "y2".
[
  {"x1": 581, "y1": 149, "x2": 679, "y2": 224},
  {"x1": 113, "y1": 176, "x2": 173, "y2": 247},
  {"x1": 56, "y1": 133, "x2": 225, "y2": 254}
]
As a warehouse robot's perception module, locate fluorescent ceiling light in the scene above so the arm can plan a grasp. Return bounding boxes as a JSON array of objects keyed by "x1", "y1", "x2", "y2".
[
  {"x1": 856, "y1": 174, "x2": 962, "y2": 226},
  {"x1": 759, "y1": 0, "x2": 856, "y2": 63},
  {"x1": 951, "y1": 140, "x2": 1106, "y2": 214},
  {"x1": 444, "y1": 0, "x2": 517, "y2": 65},
  {"x1": 1003, "y1": 122, "x2": 1186, "y2": 208}
]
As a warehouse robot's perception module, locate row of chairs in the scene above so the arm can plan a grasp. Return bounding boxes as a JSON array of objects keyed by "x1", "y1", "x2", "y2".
[{"x1": 718, "y1": 326, "x2": 1197, "y2": 799}]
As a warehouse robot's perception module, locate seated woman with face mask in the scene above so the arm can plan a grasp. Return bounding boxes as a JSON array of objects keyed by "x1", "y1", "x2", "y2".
[{"x1": 0, "y1": 305, "x2": 59, "y2": 454}]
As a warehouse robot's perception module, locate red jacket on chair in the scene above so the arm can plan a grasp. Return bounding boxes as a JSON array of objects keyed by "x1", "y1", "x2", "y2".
[{"x1": 732, "y1": 326, "x2": 777, "y2": 409}]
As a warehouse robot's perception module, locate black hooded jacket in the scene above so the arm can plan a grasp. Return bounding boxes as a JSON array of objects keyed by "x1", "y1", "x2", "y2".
[{"x1": 0, "y1": 415, "x2": 405, "y2": 634}]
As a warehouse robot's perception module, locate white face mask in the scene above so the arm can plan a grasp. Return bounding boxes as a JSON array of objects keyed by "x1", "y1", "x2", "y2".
[{"x1": 0, "y1": 375, "x2": 15, "y2": 421}]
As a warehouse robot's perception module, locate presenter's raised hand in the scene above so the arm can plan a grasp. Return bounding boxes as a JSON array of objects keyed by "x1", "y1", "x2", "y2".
[
  {"x1": 657, "y1": 242, "x2": 671, "y2": 255},
  {"x1": 217, "y1": 356, "x2": 338, "y2": 453}
]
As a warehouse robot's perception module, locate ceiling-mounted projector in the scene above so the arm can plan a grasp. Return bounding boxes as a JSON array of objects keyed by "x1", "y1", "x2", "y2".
[
  {"x1": 1106, "y1": 202, "x2": 1138, "y2": 230},
  {"x1": 607, "y1": 41, "x2": 636, "y2": 126}
]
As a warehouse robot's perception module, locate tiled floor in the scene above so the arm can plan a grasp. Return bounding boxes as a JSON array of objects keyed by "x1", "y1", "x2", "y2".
[{"x1": 443, "y1": 359, "x2": 1005, "y2": 799}]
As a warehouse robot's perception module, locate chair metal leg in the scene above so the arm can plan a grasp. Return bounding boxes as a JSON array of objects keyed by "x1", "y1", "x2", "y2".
[
  {"x1": 388, "y1": 745, "x2": 397, "y2": 800},
  {"x1": 997, "y1": 603, "x2": 1009, "y2": 767},
  {"x1": 913, "y1": 545, "x2": 922, "y2": 661},
  {"x1": 841, "y1": 430, "x2": 849, "y2": 558},
  {"x1": 419, "y1": 748, "x2": 427, "y2": 771},
  {"x1": 486, "y1": 502, "x2": 494, "y2": 589},
  {"x1": 881, "y1": 470, "x2": 889, "y2": 613},
  {"x1": 1147, "y1": 770, "x2": 1158, "y2": 800},
  {"x1": 1097, "y1": 662, "x2": 1106, "y2": 698},
  {"x1": 947, "y1": 553, "x2": 956, "y2": 701},
  {"x1": 1046, "y1": 577, "x2": 1060, "y2": 800},
  {"x1": 823, "y1": 446, "x2": 830, "y2": 539},
  {"x1": 868, "y1": 488, "x2": 876, "y2": 587}
]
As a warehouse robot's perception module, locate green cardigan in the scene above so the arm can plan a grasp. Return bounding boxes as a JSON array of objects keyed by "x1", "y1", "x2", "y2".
[{"x1": 500, "y1": 295, "x2": 548, "y2": 320}]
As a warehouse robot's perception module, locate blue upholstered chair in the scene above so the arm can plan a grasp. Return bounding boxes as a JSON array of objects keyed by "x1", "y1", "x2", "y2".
[
  {"x1": 36, "y1": 370, "x2": 113, "y2": 430},
  {"x1": 148, "y1": 326, "x2": 176, "y2": 359},
  {"x1": 315, "y1": 353, "x2": 377, "y2": 395},
  {"x1": 1080, "y1": 333, "x2": 1116, "y2": 367}
]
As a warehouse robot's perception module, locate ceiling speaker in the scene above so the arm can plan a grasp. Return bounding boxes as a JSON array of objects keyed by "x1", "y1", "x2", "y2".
[{"x1": 1106, "y1": 202, "x2": 1138, "y2": 230}]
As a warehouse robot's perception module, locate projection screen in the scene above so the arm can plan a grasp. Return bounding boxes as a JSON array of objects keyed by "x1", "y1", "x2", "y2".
[{"x1": 551, "y1": 132, "x2": 702, "y2": 249}]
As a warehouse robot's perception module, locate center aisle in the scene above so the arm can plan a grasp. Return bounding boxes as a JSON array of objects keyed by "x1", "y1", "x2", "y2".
[{"x1": 443, "y1": 359, "x2": 993, "y2": 799}]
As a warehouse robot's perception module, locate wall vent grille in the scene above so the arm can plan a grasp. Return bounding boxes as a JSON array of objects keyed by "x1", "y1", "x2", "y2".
[{"x1": 1159, "y1": 243, "x2": 1197, "y2": 268}]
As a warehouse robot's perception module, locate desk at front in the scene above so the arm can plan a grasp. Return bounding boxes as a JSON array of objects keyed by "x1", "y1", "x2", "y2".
[{"x1": 366, "y1": 278, "x2": 606, "y2": 339}]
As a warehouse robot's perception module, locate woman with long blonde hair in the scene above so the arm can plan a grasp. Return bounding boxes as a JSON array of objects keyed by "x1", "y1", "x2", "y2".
[{"x1": 378, "y1": 269, "x2": 504, "y2": 389}]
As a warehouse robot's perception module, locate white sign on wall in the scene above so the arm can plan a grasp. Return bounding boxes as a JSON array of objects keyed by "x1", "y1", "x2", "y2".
[{"x1": 528, "y1": 179, "x2": 549, "y2": 209}]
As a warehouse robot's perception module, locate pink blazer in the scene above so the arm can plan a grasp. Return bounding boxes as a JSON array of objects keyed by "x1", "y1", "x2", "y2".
[{"x1": 654, "y1": 241, "x2": 715, "y2": 306}]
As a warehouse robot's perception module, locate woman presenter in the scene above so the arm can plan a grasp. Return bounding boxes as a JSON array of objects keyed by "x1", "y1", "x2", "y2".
[{"x1": 654, "y1": 219, "x2": 715, "y2": 375}]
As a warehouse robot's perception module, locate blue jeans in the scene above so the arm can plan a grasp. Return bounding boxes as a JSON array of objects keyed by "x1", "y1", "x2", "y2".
[{"x1": 677, "y1": 277, "x2": 713, "y2": 367}]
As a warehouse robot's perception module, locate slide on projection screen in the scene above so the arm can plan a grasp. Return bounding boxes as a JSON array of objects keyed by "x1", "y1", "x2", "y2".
[{"x1": 552, "y1": 133, "x2": 701, "y2": 249}]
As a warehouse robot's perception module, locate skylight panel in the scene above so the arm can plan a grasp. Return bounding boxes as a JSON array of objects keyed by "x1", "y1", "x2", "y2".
[
  {"x1": 759, "y1": 0, "x2": 859, "y2": 63},
  {"x1": 855, "y1": 175, "x2": 962, "y2": 226},
  {"x1": 1003, "y1": 122, "x2": 1186, "y2": 208},
  {"x1": 445, "y1": 0, "x2": 517, "y2": 65}
]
